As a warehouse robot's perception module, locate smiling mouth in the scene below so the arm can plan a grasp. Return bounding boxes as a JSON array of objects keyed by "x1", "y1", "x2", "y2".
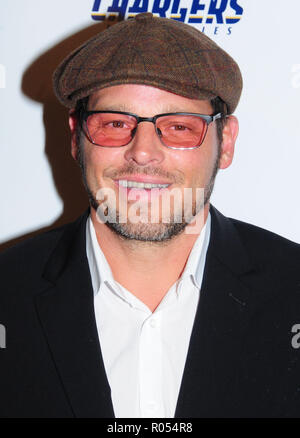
[{"x1": 116, "y1": 180, "x2": 171, "y2": 189}]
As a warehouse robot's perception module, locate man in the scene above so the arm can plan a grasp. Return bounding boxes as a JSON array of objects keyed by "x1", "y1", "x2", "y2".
[{"x1": 0, "y1": 13, "x2": 299, "y2": 418}]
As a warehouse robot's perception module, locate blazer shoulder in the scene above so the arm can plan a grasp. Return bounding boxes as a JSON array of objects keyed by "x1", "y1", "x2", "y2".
[
  {"x1": 229, "y1": 216, "x2": 300, "y2": 270},
  {"x1": 0, "y1": 211, "x2": 88, "y2": 288},
  {"x1": 0, "y1": 224, "x2": 66, "y2": 276}
]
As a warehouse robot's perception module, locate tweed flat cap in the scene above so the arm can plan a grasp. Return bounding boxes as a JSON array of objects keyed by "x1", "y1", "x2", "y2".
[{"x1": 53, "y1": 13, "x2": 242, "y2": 114}]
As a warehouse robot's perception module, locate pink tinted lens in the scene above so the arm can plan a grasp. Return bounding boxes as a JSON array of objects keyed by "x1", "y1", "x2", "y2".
[
  {"x1": 157, "y1": 115, "x2": 207, "y2": 148},
  {"x1": 86, "y1": 113, "x2": 137, "y2": 147}
]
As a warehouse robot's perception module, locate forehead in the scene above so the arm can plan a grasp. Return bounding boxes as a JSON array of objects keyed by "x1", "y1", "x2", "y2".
[{"x1": 87, "y1": 84, "x2": 213, "y2": 114}]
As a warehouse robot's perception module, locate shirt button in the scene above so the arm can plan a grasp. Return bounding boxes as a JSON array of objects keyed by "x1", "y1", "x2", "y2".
[{"x1": 149, "y1": 318, "x2": 157, "y2": 328}]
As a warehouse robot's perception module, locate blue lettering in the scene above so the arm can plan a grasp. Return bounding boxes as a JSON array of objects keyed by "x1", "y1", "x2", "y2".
[
  {"x1": 91, "y1": 0, "x2": 242, "y2": 27},
  {"x1": 229, "y1": 0, "x2": 243, "y2": 15},
  {"x1": 107, "y1": 0, "x2": 129, "y2": 17},
  {"x1": 207, "y1": 0, "x2": 228, "y2": 24},
  {"x1": 171, "y1": 0, "x2": 179, "y2": 12},
  {"x1": 92, "y1": 0, "x2": 101, "y2": 11},
  {"x1": 190, "y1": 0, "x2": 205, "y2": 15},
  {"x1": 171, "y1": 0, "x2": 187, "y2": 21},
  {"x1": 226, "y1": 0, "x2": 243, "y2": 23},
  {"x1": 128, "y1": 0, "x2": 148, "y2": 13},
  {"x1": 152, "y1": 0, "x2": 172, "y2": 17}
]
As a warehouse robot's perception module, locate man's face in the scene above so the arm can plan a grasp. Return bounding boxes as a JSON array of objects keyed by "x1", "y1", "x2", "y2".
[{"x1": 70, "y1": 84, "x2": 237, "y2": 241}]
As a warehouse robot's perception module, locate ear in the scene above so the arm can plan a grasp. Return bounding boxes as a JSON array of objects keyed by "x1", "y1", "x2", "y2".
[
  {"x1": 218, "y1": 115, "x2": 239, "y2": 170},
  {"x1": 68, "y1": 109, "x2": 79, "y2": 161}
]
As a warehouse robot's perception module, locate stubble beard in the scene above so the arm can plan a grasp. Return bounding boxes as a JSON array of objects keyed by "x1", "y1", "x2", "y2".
[{"x1": 77, "y1": 143, "x2": 220, "y2": 243}]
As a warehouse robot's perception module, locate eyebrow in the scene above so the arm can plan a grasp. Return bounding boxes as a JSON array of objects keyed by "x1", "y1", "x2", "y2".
[
  {"x1": 92, "y1": 104, "x2": 136, "y2": 112},
  {"x1": 90, "y1": 103, "x2": 197, "y2": 114}
]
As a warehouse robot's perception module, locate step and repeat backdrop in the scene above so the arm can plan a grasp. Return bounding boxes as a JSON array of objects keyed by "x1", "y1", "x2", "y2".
[{"x1": 0, "y1": 0, "x2": 299, "y2": 246}]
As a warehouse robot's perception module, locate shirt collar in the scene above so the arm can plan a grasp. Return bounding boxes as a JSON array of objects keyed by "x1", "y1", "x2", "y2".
[
  {"x1": 181, "y1": 212, "x2": 211, "y2": 289},
  {"x1": 86, "y1": 215, "x2": 114, "y2": 296},
  {"x1": 86, "y1": 212, "x2": 211, "y2": 297}
]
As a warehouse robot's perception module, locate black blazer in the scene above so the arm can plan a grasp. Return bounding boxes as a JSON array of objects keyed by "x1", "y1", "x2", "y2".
[{"x1": 0, "y1": 205, "x2": 300, "y2": 418}]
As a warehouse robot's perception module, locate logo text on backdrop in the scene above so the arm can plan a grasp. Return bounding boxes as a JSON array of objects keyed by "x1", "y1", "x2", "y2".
[{"x1": 91, "y1": 0, "x2": 244, "y2": 36}]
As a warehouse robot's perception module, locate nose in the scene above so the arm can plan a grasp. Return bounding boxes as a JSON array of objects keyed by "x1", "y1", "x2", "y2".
[{"x1": 123, "y1": 121, "x2": 165, "y2": 166}]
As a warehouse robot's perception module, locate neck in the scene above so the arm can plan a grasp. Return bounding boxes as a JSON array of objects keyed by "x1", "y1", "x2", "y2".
[{"x1": 90, "y1": 204, "x2": 209, "y2": 311}]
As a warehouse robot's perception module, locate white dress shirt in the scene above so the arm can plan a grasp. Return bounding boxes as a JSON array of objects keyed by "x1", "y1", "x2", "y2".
[{"x1": 86, "y1": 213, "x2": 211, "y2": 418}]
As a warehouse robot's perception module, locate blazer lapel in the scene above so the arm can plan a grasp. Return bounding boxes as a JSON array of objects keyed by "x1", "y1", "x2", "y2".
[
  {"x1": 175, "y1": 205, "x2": 260, "y2": 418},
  {"x1": 35, "y1": 210, "x2": 114, "y2": 418}
]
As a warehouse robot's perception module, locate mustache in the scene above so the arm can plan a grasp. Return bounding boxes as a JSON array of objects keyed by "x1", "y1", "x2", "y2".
[{"x1": 104, "y1": 165, "x2": 185, "y2": 184}]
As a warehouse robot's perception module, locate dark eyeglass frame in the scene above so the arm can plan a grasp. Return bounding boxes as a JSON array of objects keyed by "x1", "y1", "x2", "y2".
[{"x1": 79, "y1": 110, "x2": 223, "y2": 150}]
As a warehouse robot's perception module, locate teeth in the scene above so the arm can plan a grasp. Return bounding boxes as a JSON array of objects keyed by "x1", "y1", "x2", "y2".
[{"x1": 118, "y1": 180, "x2": 170, "y2": 189}]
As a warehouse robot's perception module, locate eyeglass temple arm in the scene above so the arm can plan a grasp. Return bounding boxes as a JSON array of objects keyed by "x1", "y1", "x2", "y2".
[{"x1": 212, "y1": 113, "x2": 222, "y2": 122}]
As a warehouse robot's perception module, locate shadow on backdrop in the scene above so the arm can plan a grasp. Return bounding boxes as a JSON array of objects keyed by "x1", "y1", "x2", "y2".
[{"x1": 0, "y1": 16, "x2": 121, "y2": 252}]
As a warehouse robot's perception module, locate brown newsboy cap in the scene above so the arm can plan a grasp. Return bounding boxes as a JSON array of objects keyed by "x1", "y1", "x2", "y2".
[{"x1": 53, "y1": 12, "x2": 242, "y2": 114}]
